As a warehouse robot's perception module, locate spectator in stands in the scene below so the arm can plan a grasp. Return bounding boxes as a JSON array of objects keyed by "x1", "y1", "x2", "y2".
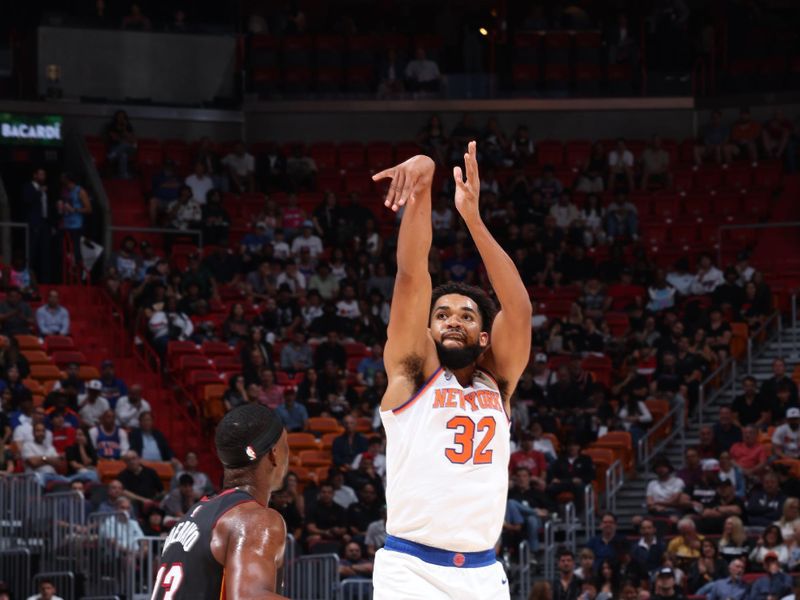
[
  {"x1": 533, "y1": 166, "x2": 563, "y2": 203},
  {"x1": 148, "y1": 159, "x2": 182, "y2": 225},
  {"x1": 713, "y1": 268, "x2": 745, "y2": 316},
  {"x1": 291, "y1": 221, "x2": 324, "y2": 259},
  {"x1": 729, "y1": 108, "x2": 761, "y2": 165},
  {"x1": 305, "y1": 482, "x2": 350, "y2": 550},
  {"x1": 339, "y1": 541, "x2": 374, "y2": 580},
  {"x1": 717, "y1": 451, "x2": 745, "y2": 497},
  {"x1": 35, "y1": 290, "x2": 70, "y2": 336},
  {"x1": 222, "y1": 303, "x2": 250, "y2": 347},
  {"x1": 718, "y1": 516, "x2": 751, "y2": 562},
  {"x1": 201, "y1": 189, "x2": 230, "y2": 246},
  {"x1": 270, "y1": 486, "x2": 303, "y2": 540},
  {"x1": 550, "y1": 192, "x2": 581, "y2": 230},
  {"x1": 702, "y1": 558, "x2": 747, "y2": 600},
  {"x1": 509, "y1": 431, "x2": 548, "y2": 488},
  {"x1": 90, "y1": 408, "x2": 129, "y2": 459},
  {"x1": 65, "y1": 427, "x2": 98, "y2": 481},
  {"x1": 690, "y1": 254, "x2": 725, "y2": 296},
  {"x1": 608, "y1": 138, "x2": 635, "y2": 192},
  {"x1": 641, "y1": 135, "x2": 672, "y2": 190},
  {"x1": 749, "y1": 551, "x2": 792, "y2": 600},
  {"x1": 167, "y1": 185, "x2": 202, "y2": 231},
  {"x1": 121, "y1": 2, "x2": 151, "y2": 30},
  {"x1": 285, "y1": 146, "x2": 317, "y2": 191},
  {"x1": 257, "y1": 368, "x2": 284, "y2": 409},
  {"x1": 762, "y1": 110, "x2": 793, "y2": 161},
  {"x1": 404, "y1": 46, "x2": 441, "y2": 93},
  {"x1": 760, "y1": 358, "x2": 799, "y2": 406},
  {"x1": 78, "y1": 380, "x2": 110, "y2": 427},
  {"x1": 0, "y1": 287, "x2": 34, "y2": 335},
  {"x1": 730, "y1": 425, "x2": 769, "y2": 479},
  {"x1": 764, "y1": 406, "x2": 800, "y2": 458},
  {"x1": 553, "y1": 548, "x2": 582, "y2": 600},
  {"x1": 281, "y1": 330, "x2": 313, "y2": 373},
  {"x1": 750, "y1": 527, "x2": 790, "y2": 569},
  {"x1": 333, "y1": 414, "x2": 369, "y2": 469},
  {"x1": 161, "y1": 473, "x2": 197, "y2": 525},
  {"x1": 115, "y1": 384, "x2": 150, "y2": 429},
  {"x1": 222, "y1": 141, "x2": 255, "y2": 193},
  {"x1": 587, "y1": 517, "x2": 625, "y2": 572},
  {"x1": 652, "y1": 567, "x2": 684, "y2": 600},
  {"x1": 695, "y1": 110, "x2": 735, "y2": 166},
  {"x1": 24, "y1": 166, "x2": 53, "y2": 284},
  {"x1": 129, "y1": 412, "x2": 176, "y2": 466},
  {"x1": 315, "y1": 331, "x2": 347, "y2": 371},
  {"x1": 667, "y1": 517, "x2": 704, "y2": 568},
  {"x1": 356, "y1": 344, "x2": 383, "y2": 387},
  {"x1": 646, "y1": 456, "x2": 685, "y2": 518},
  {"x1": 25, "y1": 578, "x2": 64, "y2": 600},
  {"x1": 148, "y1": 295, "x2": 194, "y2": 356},
  {"x1": 346, "y1": 482, "x2": 382, "y2": 539},
  {"x1": 171, "y1": 451, "x2": 214, "y2": 497},
  {"x1": 111, "y1": 236, "x2": 142, "y2": 281},
  {"x1": 97, "y1": 479, "x2": 127, "y2": 514},
  {"x1": 775, "y1": 498, "x2": 800, "y2": 540},
  {"x1": 59, "y1": 181, "x2": 89, "y2": 271},
  {"x1": 223, "y1": 374, "x2": 248, "y2": 412},
  {"x1": 507, "y1": 467, "x2": 552, "y2": 552},
  {"x1": 98, "y1": 360, "x2": 128, "y2": 408},
  {"x1": 747, "y1": 472, "x2": 786, "y2": 527},
  {"x1": 22, "y1": 422, "x2": 66, "y2": 487},
  {"x1": 695, "y1": 476, "x2": 744, "y2": 534},
  {"x1": 11, "y1": 399, "x2": 47, "y2": 444},
  {"x1": 118, "y1": 449, "x2": 164, "y2": 505},
  {"x1": 98, "y1": 497, "x2": 145, "y2": 562},
  {"x1": 106, "y1": 109, "x2": 137, "y2": 178},
  {"x1": 49, "y1": 409, "x2": 75, "y2": 455},
  {"x1": 617, "y1": 390, "x2": 653, "y2": 447},
  {"x1": 185, "y1": 161, "x2": 214, "y2": 207},
  {"x1": 713, "y1": 406, "x2": 742, "y2": 452},
  {"x1": 631, "y1": 517, "x2": 666, "y2": 577},
  {"x1": 605, "y1": 192, "x2": 638, "y2": 241},
  {"x1": 695, "y1": 425, "x2": 719, "y2": 460},
  {"x1": 364, "y1": 504, "x2": 387, "y2": 559},
  {"x1": 308, "y1": 262, "x2": 340, "y2": 302},
  {"x1": 351, "y1": 437, "x2": 385, "y2": 480},
  {"x1": 731, "y1": 376, "x2": 769, "y2": 428},
  {"x1": 275, "y1": 386, "x2": 308, "y2": 432},
  {"x1": 546, "y1": 438, "x2": 595, "y2": 507},
  {"x1": 574, "y1": 548, "x2": 595, "y2": 581}
]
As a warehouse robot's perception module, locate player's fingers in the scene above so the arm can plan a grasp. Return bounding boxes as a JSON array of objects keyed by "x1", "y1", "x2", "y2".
[
  {"x1": 384, "y1": 169, "x2": 403, "y2": 208},
  {"x1": 398, "y1": 174, "x2": 415, "y2": 207},
  {"x1": 372, "y1": 167, "x2": 395, "y2": 181},
  {"x1": 391, "y1": 170, "x2": 406, "y2": 211},
  {"x1": 465, "y1": 143, "x2": 479, "y2": 182},
  {"x1": 453, "y1": 166, "x2": 464, "y2": 184}
]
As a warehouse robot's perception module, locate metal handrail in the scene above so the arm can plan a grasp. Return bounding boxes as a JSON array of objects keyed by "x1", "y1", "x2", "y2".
[
  {"x1": 637, "y1": 401, "x2": 686, "y2": 471},
  {"x1": 746, "y1": 310, "x2": 782, "y2": 374},
  {"x1": 604, "y1": 460, "x2": 623, "y2": 514},
  {"x1": 792, "y1": 292, "x2": 798, "y2": 359},
  {"x1": 584, "y1": 483, "x2": 596, "y2": 542},
  {"x1": 517, "y1": 540, "x2": 533, "y2": 600},
  {"x1": 542, "y1": 502, "x2": 579, "y2": 582},
  {"x1": 697, "y1": 356, "x2": 736, "y2": 427}
]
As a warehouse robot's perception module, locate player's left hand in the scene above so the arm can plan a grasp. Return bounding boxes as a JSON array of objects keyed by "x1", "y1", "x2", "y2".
[{"x1": 453, "y1": 141, "x2": 481, "y2": 225}]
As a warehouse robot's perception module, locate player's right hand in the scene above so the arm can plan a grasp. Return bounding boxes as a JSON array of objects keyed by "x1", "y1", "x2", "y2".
[{"x1": 372, "y1": 154, "x2": 435, "y2": 212}]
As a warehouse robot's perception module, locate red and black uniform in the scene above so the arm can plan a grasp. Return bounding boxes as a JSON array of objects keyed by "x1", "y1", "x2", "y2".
[{"x1": 151, "y1": 488, "x2": 254, "y2": 600}]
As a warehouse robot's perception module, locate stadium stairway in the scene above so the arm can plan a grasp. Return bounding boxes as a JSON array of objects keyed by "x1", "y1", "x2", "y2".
[{"x1": 95, "y1": 289, "x2": 221, "y2": 483}]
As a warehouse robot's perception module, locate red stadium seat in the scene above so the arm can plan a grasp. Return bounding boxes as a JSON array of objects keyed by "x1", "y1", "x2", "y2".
[
  {"x1": 564, "y1": 140, "x2": 592, "y2": 171},
  {"x1": 51, "y1": 351, "x2": 87, "y2": 367},
  {"x1": 536, "y1": 140, "x2": 564, "y2": 167},
  {"x1": 670, "y1": 222, "x2": 700, "y2": 246},
  {"x1": 338, "y1": 143, "x2": 366, "y2": 170},
  {"x1": 683, "y1": 193, "x2": 715, "y2": 221},
  {"x1": 365, "y1": 142, "x2": 394, "y2": 172},
  {"x1": 44, "y1": 336, "x2": 75, "y2": 352},
  {"x1": 512, "y1": 64, "x2": 540, "y2": 91},
  {"x1": 649, "y1": 194, "x2": 680, "y2": 221},
  {"x1": 723, "y1": 165, "x2": 752, "y2": 190},
  {"x1": 694, "y1": 166, "x2": 723, "y2": 191}
]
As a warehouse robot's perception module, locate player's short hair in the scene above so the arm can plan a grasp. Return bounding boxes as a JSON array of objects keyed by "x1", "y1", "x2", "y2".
[
  {"x1": 557, "y1": 547, "x2": 574, "y2": 559},
  {"x1": 430, "y1": 282, "x2": 497, "y2": 331},
  {"x1": 178, "y1": 474, "x2": 195, "y2": 487},
  {"x1": 215, "y1": 404, "x2": 285, "y2": 470}
]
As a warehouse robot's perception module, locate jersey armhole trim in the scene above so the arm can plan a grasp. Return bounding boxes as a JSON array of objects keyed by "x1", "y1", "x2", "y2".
[
  {"x1": 392, "y1": 367, "x2": 442, "y2": 414},
  {"x1": 476, "y1": 367, "x2": 512, "y2": 424}
]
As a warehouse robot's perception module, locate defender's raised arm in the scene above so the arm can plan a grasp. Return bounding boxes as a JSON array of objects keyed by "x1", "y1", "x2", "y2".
[{"x1": 454, "y1": 141, "x2": 532, "y2": 390}]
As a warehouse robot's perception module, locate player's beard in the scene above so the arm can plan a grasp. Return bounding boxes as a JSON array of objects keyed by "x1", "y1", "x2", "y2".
[{"x1": 435, "y1": 340, "x2": 485, "y2": 370}]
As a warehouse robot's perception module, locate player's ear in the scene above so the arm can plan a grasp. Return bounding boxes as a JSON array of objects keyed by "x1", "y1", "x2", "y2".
[{"x1": 479, "y1": 331, "x2": 489, "y2": 347}]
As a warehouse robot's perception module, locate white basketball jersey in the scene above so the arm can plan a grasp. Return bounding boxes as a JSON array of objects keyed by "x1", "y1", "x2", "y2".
[{"x1": 380, "y1": 366, "x2": 511, "y2": 552}]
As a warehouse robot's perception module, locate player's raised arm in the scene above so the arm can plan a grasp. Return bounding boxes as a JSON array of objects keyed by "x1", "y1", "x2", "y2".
[
  {"x1": 454, "y1": 141, "x2": 532, "y2": 389},
  {"x1": 219, "y1": 505, "x2": 288, "y2": 600},
  {"x1": 372, "y1": 155, "x2": 437, "y2": 406}
]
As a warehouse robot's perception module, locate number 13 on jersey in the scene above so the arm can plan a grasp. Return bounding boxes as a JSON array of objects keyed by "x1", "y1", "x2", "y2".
[{"x1": 445, "y1": 416, "x2": 496, "y2": 464}]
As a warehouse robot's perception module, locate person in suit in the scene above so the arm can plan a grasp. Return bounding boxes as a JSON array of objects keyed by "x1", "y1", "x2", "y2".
[
  {"x1": 23, "y1": 167, "x2": 53, "y2": 283},
  {"x1": 546, "y1": 437, "x2": 596, "y2": 510},
  {"x1": 128, "y1": 411, "x2": 181, "y2": 470}
]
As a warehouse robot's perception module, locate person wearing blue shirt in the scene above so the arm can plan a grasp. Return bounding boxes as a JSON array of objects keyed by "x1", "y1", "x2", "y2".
[
  {"x1": 704, "y1": 558, "x2": 749, "y2": 600},
  {"x1": 35, "y1": 290, "x2": 70, "y2": 335},
  {"x1": 356, "y1": 343, "x2": 384, "y2": 386},
  {"x1": 586, "y1": 512, "x2": 627, "y2": 569},
  {"x1": 59, "y1": 173, "x2": 92, "y2": 268},
  {"x1": 99, "y1": 360, "x2": 128, "y2": 410},
  {"x1": 275, "y1": 387, "x2": 309, "y2": 433},
  {"x1": 749, "y1": 553, "x2": 793, "y2": 600}
]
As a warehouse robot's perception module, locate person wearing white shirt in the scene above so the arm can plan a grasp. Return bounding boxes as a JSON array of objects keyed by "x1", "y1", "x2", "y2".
[
  {"x1": 35, "y1": 290, "x2": 70, "y2": 335},
  {"x1": 184, "y1": 161, "x2": 214, "y2": 206},
  {"x1": 404, "y1": 47, "x2": 441, "y2": 92},
  {"x1": 690, "y1": 254, "x2": 725, "y2": 295},
  {"x1": 773, "y1": 409, "x2": 800, "y2": 459},
  {"x1": 78, "y1": 381, "x2": 110, "y2": 427},
  {"x1": 221, "y1": 141, "x2": 255, "y2": 193},
  {"x1": 275, "y1": 262, "x2": 307, "y2": 294},
  {"x1": 22, "y1": 422, "x2": 65, "y2": 487},
  {"x1": 98, "y1": 497, "x2": 145, "y2": 553},
  {"x1": 167, "y1": 186, "x2": 202, "y2": 230},
  {"x1": 667, "y1": 258, "x2": 695, "y2": 296},
  {"x1": 549, "y1": 194, "x2": 581, "y2": 229},
  {"x1": 608, "y1": 138, "x2": 635, "y2": 191},
  {"x1": 646, "y1": 457, "x2": 685, "y2": 516},
  {"x1": 13, "y1": 408, "x2": 53, "y2": 446},
  {"x1": 336, "y1": 284, "x2": 361, "y2": 320},
  {"x1": 25, "y1": 578, "x2": 65, "y2": 600},
  {"x1": 114, "y1": 384, "x2": 151, "y2": 428},
  {"x1": 530, "y1": 422, "x2": 557, "y2": 462},
  {"x1": 291, "y1": 222, "x2": 324, "y2": 258}
]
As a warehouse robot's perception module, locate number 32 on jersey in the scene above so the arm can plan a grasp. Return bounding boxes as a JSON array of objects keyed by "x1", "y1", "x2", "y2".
[{"x1": 445, "y1": 416, "x2": 496, "y2": 464}]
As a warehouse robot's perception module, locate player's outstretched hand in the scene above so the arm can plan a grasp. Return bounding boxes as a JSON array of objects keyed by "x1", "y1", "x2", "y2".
[
  {"x1": 372, "y1": 154, "x2": 435, "y2": 212},
  {"x1": 453, "y1": 141, "x2": 481, "y2": 225}
]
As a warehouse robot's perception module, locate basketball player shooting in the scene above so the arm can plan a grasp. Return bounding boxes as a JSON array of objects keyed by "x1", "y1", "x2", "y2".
[
  {"x1": 371, "y1": 141, "x2": 532, "y2": 599},
  {"x1": 151, "y1": 404, "x2": 289, "y2": 600}
]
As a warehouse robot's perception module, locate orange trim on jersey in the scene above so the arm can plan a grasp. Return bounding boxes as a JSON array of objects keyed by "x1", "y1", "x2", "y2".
[
  {"x1": 392, "y1": 367, "x2": 443, "y2": 414},
  {"x1": 219, "y1": 569, "x2": 226, "y2": 600},
  {"x1": 477, "y1": 368, "x2": 512, "y2": 424}
]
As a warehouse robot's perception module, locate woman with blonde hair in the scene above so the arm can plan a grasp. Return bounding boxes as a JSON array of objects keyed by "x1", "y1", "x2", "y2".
[
  {"x1": 775, "y1": 497, "x2": 800, "y2": 540},
  {"x1": 529, "y1": 580, "x2": 553, "y2": 600},
  {"x1": 719, "y1": 516, "x2": 751, "y2": 562}
]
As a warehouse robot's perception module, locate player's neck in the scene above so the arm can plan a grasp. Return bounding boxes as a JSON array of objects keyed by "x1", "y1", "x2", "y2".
[{"x1": 446, "y1": 365, "x2": 477, "y2": 388}]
